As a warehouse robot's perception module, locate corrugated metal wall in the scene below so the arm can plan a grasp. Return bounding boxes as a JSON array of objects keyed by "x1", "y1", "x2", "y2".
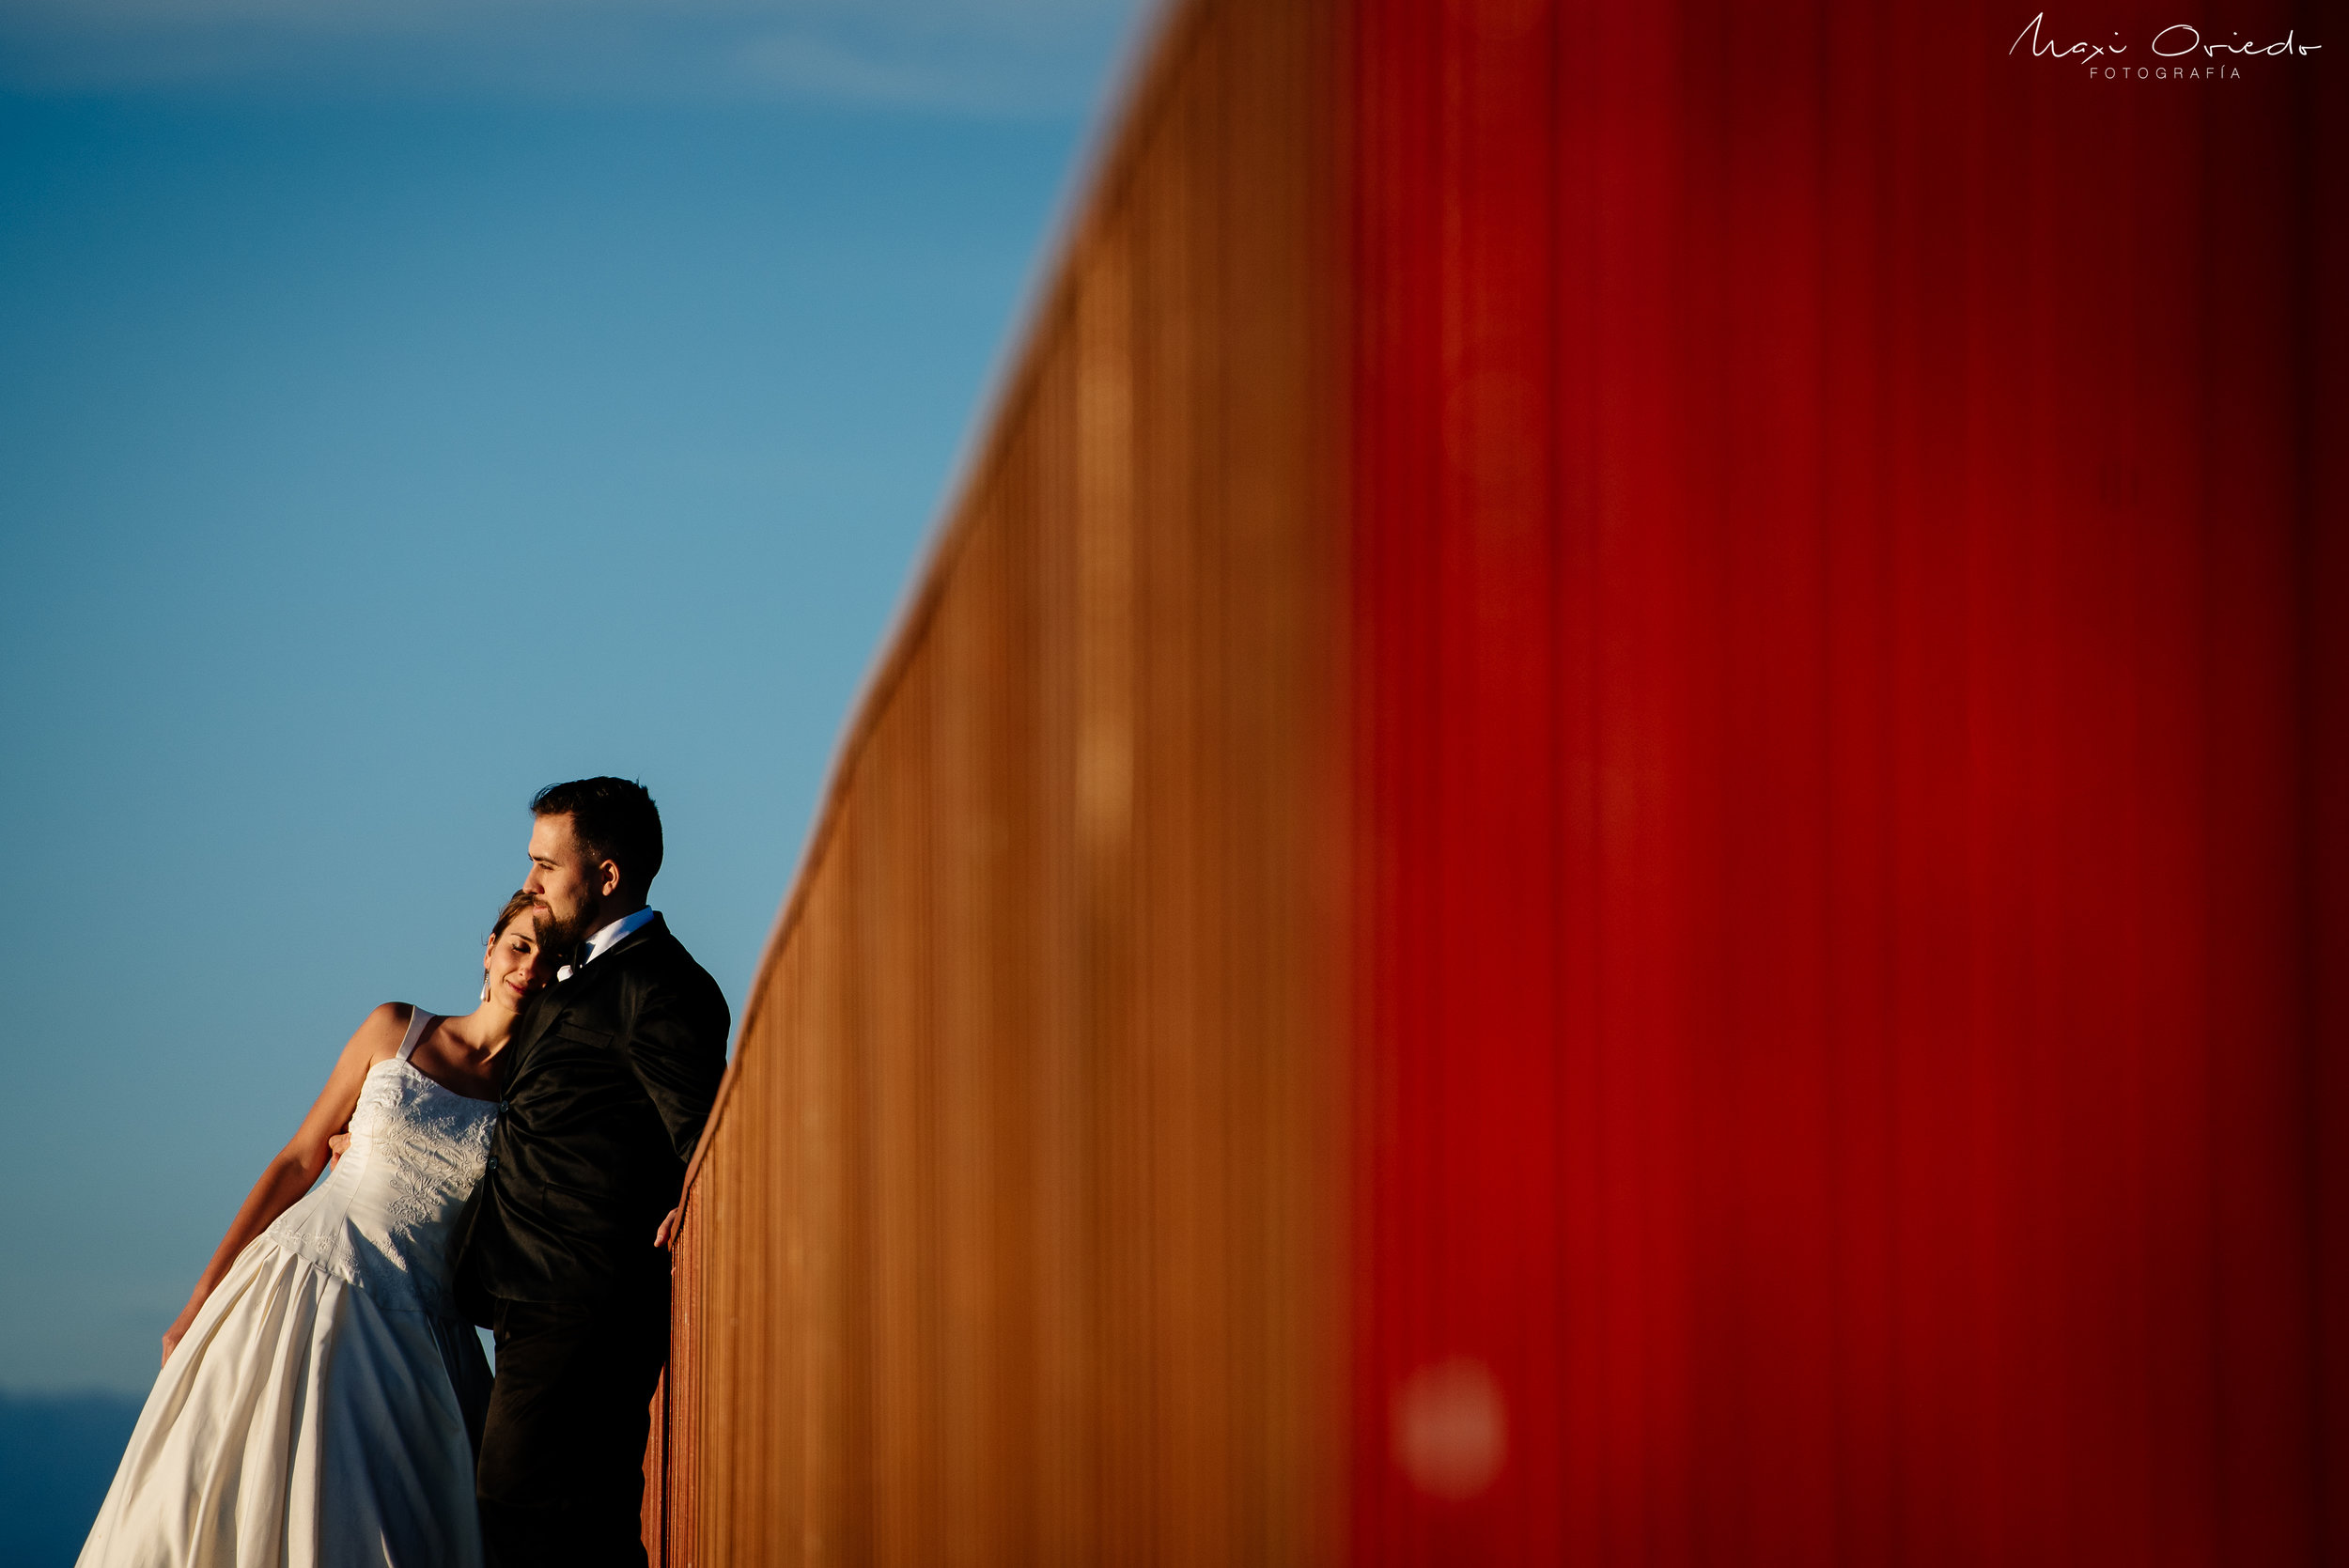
[
  {"x1": 1344, "y1": 0, "x2": 2343, "y2": 1561},
  {"x1": 645, "y1": 2, "x2": 1346, "y2": 1561},
  {"x1": 646, "y1": 0, "x2": 2344, "y2": 1561}
]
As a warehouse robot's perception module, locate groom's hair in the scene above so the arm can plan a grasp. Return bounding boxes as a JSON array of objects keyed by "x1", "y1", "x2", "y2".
[{"x1": 531, "y1": 777, "x2": 664, "y2": 889}]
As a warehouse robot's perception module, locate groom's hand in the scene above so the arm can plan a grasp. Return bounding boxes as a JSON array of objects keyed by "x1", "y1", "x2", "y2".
[{"x1": 653, "y1": 1206, "x2": 682, "y2": 1255}]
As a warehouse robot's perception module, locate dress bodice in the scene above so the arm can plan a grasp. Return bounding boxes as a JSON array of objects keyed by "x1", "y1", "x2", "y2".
[{"x1": 263, "y1": 1011, "x2": 496, "y2": 1316}]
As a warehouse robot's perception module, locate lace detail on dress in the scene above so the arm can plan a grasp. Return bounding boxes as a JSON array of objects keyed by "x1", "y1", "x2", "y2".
[{"x1": 262, "y1": 1012, "x2": 497, "y2": 1315}]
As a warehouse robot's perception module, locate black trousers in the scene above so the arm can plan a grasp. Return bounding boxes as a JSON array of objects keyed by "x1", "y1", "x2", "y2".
[{"x1": 477, "y1": 1272, "x2": 669, "y2": 1568}]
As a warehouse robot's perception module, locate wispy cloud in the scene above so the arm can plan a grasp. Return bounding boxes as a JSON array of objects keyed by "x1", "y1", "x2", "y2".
[{"x1": 0, "y1": 0, "x2": 1150, "y2": 112}]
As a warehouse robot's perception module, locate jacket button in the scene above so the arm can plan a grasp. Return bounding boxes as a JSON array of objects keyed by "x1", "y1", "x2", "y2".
[{"x1": 486, "y1": 1156, "x2": 499, "y2": 1172}]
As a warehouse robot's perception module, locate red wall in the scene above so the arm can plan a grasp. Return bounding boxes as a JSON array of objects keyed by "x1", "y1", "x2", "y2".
[{"x1": 1348, "y1": 0, "x2": 2341, "y2": 1562}]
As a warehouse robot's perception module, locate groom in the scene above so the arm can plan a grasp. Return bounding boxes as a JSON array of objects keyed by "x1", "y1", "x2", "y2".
[{"x1": 454, "y1": 777, "x2": 731, "y2": 1567}]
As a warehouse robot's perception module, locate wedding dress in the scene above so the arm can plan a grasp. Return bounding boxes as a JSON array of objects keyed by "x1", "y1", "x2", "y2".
[{"x1": 79, "y1": 1010, "x2": 496, "y2": 1567}]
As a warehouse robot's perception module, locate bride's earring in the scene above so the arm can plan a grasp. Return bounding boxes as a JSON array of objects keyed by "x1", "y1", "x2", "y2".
[{"x1": 479, "y1": 968, "x2": 491, "y2": 1005}]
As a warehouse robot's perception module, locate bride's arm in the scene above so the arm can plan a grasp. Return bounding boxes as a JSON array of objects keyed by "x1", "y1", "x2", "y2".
[{"x1": 160, "y1": 1003, "x2": 409, "y2": 1366}]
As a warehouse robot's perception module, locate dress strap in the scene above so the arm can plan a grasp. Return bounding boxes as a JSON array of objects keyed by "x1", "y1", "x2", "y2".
[{"x1": 396, "y1": 1008, "x2": 436, "y2": 1063}]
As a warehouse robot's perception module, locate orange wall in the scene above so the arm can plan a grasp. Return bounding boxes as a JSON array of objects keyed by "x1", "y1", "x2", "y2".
[
  {"x1": 647, "y1": 0, "x2": 2343, "y2": 1562},
  {"x1": 646, "y1": 3, "x2": 1348, "y2": 1560}
]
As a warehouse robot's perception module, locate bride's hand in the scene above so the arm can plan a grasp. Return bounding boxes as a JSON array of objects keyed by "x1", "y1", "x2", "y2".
[
  {"x1": 161, "y1": 1306, "x2": 197, "y2": 1368},
  {"x1": 326, "y1": 1132, "x2": 351, "y2": 1167}
]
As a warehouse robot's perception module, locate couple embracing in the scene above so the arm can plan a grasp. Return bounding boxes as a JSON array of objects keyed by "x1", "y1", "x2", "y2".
[{"x1": 79, "y1": 778, "x2": 729, "y2": 1568}]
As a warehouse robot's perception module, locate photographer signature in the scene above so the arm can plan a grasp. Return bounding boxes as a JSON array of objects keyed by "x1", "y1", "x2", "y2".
[{"x1": 2010, "y1": 13, "x2": 2321, "y2": 61}]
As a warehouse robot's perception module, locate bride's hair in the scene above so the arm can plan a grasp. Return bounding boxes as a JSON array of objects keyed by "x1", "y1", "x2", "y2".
[{"x1": 490, "y1": 889, "x2": 537, "y2": 942}]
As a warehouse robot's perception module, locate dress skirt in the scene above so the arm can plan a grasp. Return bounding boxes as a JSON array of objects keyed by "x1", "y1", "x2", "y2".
[{"x1": 76, "y1": 1236, "x2": 491, "y2": 1568}]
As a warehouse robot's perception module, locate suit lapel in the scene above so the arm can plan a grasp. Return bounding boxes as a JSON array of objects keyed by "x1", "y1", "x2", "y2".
[
  {"x1": 507, "y1": 985, "x2": 568, "y2": 1076},
  {"x1": 509, "y1": 915, "x2": 668, "y2": 1077}
]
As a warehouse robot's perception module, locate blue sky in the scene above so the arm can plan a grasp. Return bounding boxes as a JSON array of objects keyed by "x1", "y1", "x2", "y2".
[{"x1": 0, "y1": 0, "x2": 1148, "y2": 1394}]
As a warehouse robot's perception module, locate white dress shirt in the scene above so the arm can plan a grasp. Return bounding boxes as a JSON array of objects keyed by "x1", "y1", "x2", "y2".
[{"x1": 557, "y1": 907, "x2": 658, "y2": 982}]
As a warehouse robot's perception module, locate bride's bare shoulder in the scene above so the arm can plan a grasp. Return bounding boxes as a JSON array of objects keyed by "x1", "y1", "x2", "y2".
[{"x1": 348, "y1": 1001, "x2": 415, "y2": 1063}]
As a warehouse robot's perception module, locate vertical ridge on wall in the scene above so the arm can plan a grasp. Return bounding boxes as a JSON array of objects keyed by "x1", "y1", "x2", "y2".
[{"x1": 2302, "y1": 9, "x2": 2349, "y2": 1555}]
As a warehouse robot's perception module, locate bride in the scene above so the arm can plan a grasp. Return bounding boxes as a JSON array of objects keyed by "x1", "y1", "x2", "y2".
[{"x1": 78, "y1": 891, "x2": 554, "y2": 1568}]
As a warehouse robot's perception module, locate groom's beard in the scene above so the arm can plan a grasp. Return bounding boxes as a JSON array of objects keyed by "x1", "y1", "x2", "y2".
[{"x1": 532, "y1": 898, "x2": 599, "y2": 967}]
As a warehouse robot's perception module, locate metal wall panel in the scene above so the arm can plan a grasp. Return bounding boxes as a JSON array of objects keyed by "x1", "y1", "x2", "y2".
[
  {"x1": 1346, "y1": 0, "x2": 2341, "y2": 1561},
  {"x1": 646, "y1": 0, "x2": 2342, "y2": 1561},
  {"x1": 646, "y1": 1, "x2": 1346, "y2": 1560}
]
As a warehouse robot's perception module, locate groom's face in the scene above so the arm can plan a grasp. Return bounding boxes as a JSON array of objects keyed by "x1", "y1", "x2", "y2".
[{"x1": 525, "y1": 812, "x2": 607, "y2": 953}]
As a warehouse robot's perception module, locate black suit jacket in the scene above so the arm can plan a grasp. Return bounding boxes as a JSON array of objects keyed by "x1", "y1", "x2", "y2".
[{"x1": 454, "y1": 913, "x2": 730, "y2": 1317}]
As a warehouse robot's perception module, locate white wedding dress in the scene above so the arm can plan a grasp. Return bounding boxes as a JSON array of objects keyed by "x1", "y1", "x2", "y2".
[{"x1": 79, "y1": 1010, "x2": 497, "y2": 1567}]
